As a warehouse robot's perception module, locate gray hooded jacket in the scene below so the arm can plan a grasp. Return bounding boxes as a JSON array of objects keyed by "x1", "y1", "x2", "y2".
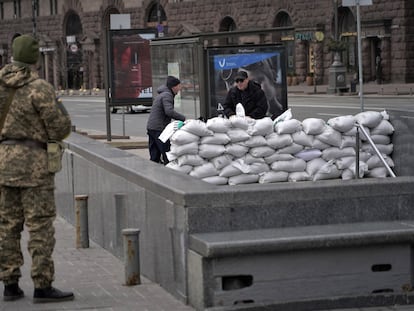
[{"x1": 146, "y1": 85, "x2": 185, "y2": 131}]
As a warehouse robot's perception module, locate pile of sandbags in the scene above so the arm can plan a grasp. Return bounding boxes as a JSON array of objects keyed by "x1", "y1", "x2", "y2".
[{"x1": 165, "y1": 110, "x2": 395, "y2": 185}]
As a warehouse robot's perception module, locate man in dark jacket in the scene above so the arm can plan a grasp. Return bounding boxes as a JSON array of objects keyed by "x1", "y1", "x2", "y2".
[
  {"x1": 146, "y1": 76, "x2": 186, "y2": 164},
  {"x1": 223, "y1": 71, "x2": 268, "y2": 119},
  {"x1": 0, "y1": 34, "x2": 74, "y2": 303}
]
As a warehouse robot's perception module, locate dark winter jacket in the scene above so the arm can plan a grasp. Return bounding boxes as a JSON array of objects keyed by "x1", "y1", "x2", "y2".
[
  {"x1": 223, "y1": 80, "x2": 268, "y2": 119},
  {"x1": 146, "y1": 85, "x2": 185, "y2": 131}
]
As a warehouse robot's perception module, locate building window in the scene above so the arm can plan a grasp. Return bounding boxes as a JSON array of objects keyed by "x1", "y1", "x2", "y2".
[
  {"x1": 13, "y1": 0, "x2": 21, "y2": 18},
  {"x1": 50, "y1": 0, "x2": 57, "y2": 15},
  {"x1": 0, "y1": 2, "x2": 4, "y2": 20}
]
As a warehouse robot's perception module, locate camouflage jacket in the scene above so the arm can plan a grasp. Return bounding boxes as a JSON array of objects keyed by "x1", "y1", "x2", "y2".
[{"x1": 0, "y1": 63, "x2": 72, "y2": 187}]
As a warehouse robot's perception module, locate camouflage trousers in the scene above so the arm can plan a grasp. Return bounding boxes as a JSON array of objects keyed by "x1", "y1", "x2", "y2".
[{"x1": 0, "y1": 185, "x2": 56, "y2": 288}]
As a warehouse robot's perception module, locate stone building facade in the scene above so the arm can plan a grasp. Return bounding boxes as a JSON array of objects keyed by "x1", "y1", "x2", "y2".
[{"x1": 0, "y1": 0, "x2": 412, "y2": 91}]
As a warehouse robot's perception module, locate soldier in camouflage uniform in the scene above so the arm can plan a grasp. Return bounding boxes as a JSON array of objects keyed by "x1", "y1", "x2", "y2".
[{"x1": 0, "y1": 34, "x2": 74, "y2": 303}]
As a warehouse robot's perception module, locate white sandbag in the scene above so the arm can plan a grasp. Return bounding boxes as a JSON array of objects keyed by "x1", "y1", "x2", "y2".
[
  {"x1": 276, "y1": 143, "x2": 304, "y2": 155},
  {"x1": 206, "y1": 117, "x2": 232, "y2": 133},
  {"x1": 370, "y1": 134, "x2": 391, "y2": 145},
  {"x1": 306, "y1": 158, "x2": 327, "y2": 176},
  {"x1": 341, "y1": 169, "x2": 354, "y2": 180},
  {"x1": 166, "y1": 151, "x2": 178, "y2": 162},
  {"x1": 344, "y1": 161, "x2": 368, "y2": 179},
  {"x1": 292, "y1": 131, "x2": 314, "y2": 147},
  {"x1": 340, "y1": 135, "x2": 356, "y2": 149},
  {"x1": 316, "y1": 126, "x2": 342, "y2": 147},
  {"x1": 380, "y1": 110, "x2": 390, "y2": 120},
  {"x1": 199, "y1": 144, "x2": 226, "y2": 159},
  {"x1": 302, "y1": 118, "x2": 326, "y2": 135},
  {"x1": 274, "y1": 119, "x2": 302, "y2": 134},
  {"x1": 322, "y1": 147, "x2": 355, "y2": 161},
  {"x1": 170, "y1": 141, "x2": 199, "y2": 156},
  {"x1": 170, "y1": 130, "x2": 199, "y2": 145},
  {"x1": 273, "y1": 108, "x2": 292, "y2": 125},
  {"x1": 200, "y1": 133, "x2": 231, "y2": 145},
  {"x1": 366, "y1": 167, "x2": 388, "y2": 178},
  {"x1": 312, "y1": 139, "x2": 330, "y2": 150},
  {"x1": 271, "y1": 158, "x2": 306, "y2": 172},
  {"x1": 347, "y1": 125, "x2": 370, "y2": 141},
  {"x1": 370, "y1": 119, "x2": 394, "y2": 135},
  {"x1": 313, "y1": 160, "x2": 342, "y2": 181},
  {"x1": 240, "y1": 153, "x2": 266, "y2": 164},
  {"x1": 210, "y1": 154, "x2": 234, "y2": 170},
  {"x1": 288, "y1": 172, "x2": 311, "y2": 182},
  {"x1": 236, "y1": 103, "x2": 246, "y2": 117},
  {"x1": 264, "y1": 153, "x2": 295, "y2": 164},
  {"x1": 295, "y1": 149, "x2": 322, "y2": 162},
  {"x1": 361, "y1": 143, "x2": 393, "y2": 155},
  {"x1": 189, "y1": 163, "x2": 219, "y2": 179},
  {"x1": 219, "y1": 163, "x2": 243, "y2": 177},
  {"x1": 249, "y1": 146, "x2": 275, "y2": 158},
  {"x1": 165, "y1": 161, "x2": 193, "y2": 174},
  {"x1": 229, "y1": 115, "x2": 249, "y2": 130},
  {"x1": 241, "y1": 135, "x2": 268, "y2": 148},
  {"x1": 266, "y1": 133, "x2": 293, "y2": 149},
  {"x1": 366, "y1": 154, "x2": 395, "y2": 169},
  {"x1": 227, "y1": 128, "x2": 251, "y2": 142},
  {"x1": 335, "y1": 156, "x2": 357, "y2": 170},
  {"x1": 181, "y1": 119, "x2": 214, "y2": 137},
  {"x1": 225, "y1": 143, "x2": 249, "y2": 157},
  {"x1": 233, "y1": 159, "x2": 269, "y2": 174},
  {"x1": 247, "y1": 117, "x2": 274, "y2": 136},
  {"x1": 327, "y1": 115, "x2": 355, "y2": 132},
  {"x1": 202, "y1": 176, "x2": 229, "y2": 185},
  {"x1": 228, "y1": 174, "x2": 259, "y2": 185},
  {"x1": 354, "y1": 111, "x2": 383, "y2": 128},
  {"x1": 259, "y1": 171, "x2": 289, "y2": 183},
  {"x1": 359, "y1": 151, "x2": 372, "y2": 162},
  {"x1": 177, "y1": 154, "x2": 205, "y2": 166}
]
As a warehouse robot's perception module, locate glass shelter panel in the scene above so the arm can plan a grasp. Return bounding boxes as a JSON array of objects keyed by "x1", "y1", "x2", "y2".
[{"x1": 151, "y1": 42, "x2": 201, "y2": 119}]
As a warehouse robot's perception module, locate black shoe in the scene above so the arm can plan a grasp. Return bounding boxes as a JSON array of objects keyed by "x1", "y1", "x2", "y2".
[
  {"x1": 33, "y1": 286, "x2": 74, "y2": 303},
  {"x1": 4, "y1": 283, "x2": 24, "y2": 301}
]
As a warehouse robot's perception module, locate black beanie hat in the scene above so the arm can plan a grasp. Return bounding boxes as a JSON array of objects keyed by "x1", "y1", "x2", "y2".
[
  {"x1": 166, "y1": 76, "x2": 181, "y2": 89},
  {"x1": 12, "y1": 34, "x2": 39, "y2": 65}
]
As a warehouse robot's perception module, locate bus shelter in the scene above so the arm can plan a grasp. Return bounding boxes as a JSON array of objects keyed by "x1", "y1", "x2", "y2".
[{"x1": 150, "y1": 29, "x2": 290, "y2": 120}]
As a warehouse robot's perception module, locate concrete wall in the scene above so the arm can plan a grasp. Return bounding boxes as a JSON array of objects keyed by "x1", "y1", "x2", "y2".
[{"x1": 55, "y1": 112, "x2": 414, "y2": 306}]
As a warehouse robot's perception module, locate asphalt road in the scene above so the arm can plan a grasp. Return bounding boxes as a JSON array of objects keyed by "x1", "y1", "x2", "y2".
[{"x1": 62, "y1": 94, "x2": 414, "y2": 138}]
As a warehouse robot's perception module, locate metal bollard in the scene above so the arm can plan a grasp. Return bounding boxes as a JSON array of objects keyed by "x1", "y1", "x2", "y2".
[
  {"x1": 122, "y1": 228, "x2": 141, "y2": 286},
  {"x1": 75, "y1": 195, "x2": 89, "y2": 248}
]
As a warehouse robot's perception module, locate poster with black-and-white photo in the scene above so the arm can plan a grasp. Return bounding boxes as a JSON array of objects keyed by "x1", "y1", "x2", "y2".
[{"x1": 207, "y1": 45, "x2": 287, "y2": 118}]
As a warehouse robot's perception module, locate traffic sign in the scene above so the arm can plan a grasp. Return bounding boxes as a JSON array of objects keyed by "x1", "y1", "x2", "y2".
[{"x1": 342, "y1": 0, "x2": 372, "y2": 6}]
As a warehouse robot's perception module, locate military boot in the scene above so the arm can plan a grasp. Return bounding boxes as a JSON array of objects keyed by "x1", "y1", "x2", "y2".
[
  {"x1": 3, "y1": 283, "x2": 24, "y2": 301},
  {"x1": 33, "y1": 286, "x2": 74, "y2": 303}
]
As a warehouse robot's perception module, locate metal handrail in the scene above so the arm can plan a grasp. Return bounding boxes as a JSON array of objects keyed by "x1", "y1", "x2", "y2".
[{"x1": 355, "y1": 122, "x2": 396, "y2": 178}]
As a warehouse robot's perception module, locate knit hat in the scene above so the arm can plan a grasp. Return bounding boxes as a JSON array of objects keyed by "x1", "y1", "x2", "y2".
[
  {"x1": 12, "y1": 34, "x2": 39, "y2": 64},
  {"x1": 166, "y1": 76, "x2": 181, "y2": 89}
]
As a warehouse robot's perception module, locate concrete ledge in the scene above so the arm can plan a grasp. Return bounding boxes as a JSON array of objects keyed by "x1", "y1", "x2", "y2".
[{"x1": 189, "y1": 221, "x2": 414, "y2": 258}]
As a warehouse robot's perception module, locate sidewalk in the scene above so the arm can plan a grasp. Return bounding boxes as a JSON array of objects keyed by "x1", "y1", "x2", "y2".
[
  {"x1": 1, "y1": 216, "x2": 194, "y2": 311},
  {"x1": 3, "y1": 217, "x2": 413, "y2": 311},
  {"x1": 287, "y1": 81, "x2": 414, "y2": 96}
]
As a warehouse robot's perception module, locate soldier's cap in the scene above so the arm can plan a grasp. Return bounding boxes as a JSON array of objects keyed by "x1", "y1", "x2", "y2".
[{"x1": 12, "y1": 34, "x2": 39, "y2": 65}]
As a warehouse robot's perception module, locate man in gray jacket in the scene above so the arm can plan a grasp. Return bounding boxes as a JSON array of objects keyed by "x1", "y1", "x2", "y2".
[{"x1": 146, "y1": 76, "x2": 186, "y2": 164}]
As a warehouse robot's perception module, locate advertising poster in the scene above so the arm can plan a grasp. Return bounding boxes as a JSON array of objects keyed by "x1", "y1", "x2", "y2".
[
  {"x1": 109, "y1": 29, "x2": 156, "y2": 104},
  {"x1": 207, "y1": 45, "x2": 287, "y2": 118}
]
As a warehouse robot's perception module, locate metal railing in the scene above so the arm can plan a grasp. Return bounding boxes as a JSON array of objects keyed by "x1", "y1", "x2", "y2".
[{"x1": 355, "y1": 122, "x2": 396, "y2": 178}]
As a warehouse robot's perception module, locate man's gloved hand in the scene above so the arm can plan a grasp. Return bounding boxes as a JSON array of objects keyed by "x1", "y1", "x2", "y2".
[{"x1": 177, "y1": 121, "x2": 184, "y2": 129}]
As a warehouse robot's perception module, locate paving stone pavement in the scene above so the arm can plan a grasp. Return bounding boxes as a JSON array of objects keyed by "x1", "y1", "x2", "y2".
[{"x1": 0, "y1": 216, "x2": 194, "y2": 311}]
